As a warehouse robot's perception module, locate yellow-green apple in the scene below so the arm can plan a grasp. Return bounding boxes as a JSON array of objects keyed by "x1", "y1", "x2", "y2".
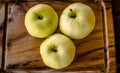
[
  {"x1": 60, "y1": 3, "x2": 95, "y2": 39},
  {"x1": 40, "y1": 34, "x2": 75, "y2": 69},
  {"x1": 25, "y1": 4, "x2": 58, "y2": 38}
]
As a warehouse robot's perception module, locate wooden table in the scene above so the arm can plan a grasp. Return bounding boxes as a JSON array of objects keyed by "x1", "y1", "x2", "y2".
[
  {"x1": 112, "y1": 0, "x2": 120, "y2": 73},
  {"x1": 0, "y1": 0, "x2": 116, "y2": 73},
  {"x1": 0, "y1": 2, "x2": 5, "y2": 70}
]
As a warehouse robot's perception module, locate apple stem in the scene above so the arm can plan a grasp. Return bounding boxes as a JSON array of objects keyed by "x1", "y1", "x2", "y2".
[
  {"x1": 70, "y1": 9, "x2": 76, "y2": 18},
  {"x1": 51, "y1": 46, "x2": 57, "y2": 52}
]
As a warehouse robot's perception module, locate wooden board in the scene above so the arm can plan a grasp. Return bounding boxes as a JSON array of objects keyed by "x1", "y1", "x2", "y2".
[
  {"x1": 106, "y1": 3, "x2": 116, "y2": 73},
  {"x1": 3, "y1": 1, "x2": 116, "y2": 73},
  {"x1": 6, "y1": 0, "x2": 110, "y2": 2},
  {"x1": 0, "y1": 2, "x2": 5, "y2": 69}
]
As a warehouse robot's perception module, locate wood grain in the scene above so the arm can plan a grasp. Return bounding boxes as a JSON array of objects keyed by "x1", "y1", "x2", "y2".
[
  {"x1": 6, "y1": 70, "x2": 102, "y2": 73},
  {"x1": 4, "y1": 1, "x2": 116, "y2": 73},
  {"x1": 105, "y1": 3, "x2": 116, "y2": 73},
  {"x1": 12, "y1": 0, "x2": 110, "y2": 2},
  {"x1": 0, "y1": 2, "x2": 5, "y2": 69}
]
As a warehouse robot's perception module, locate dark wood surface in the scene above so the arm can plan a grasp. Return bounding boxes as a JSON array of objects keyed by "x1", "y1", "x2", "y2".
[
  {"x1": 0, "y1": 2, "x2": 5, "y2": 69},
  {"x1": 0, "y1": 0, "x2": 117, "y2": 73},
  {"x1": 112, "y1": 0, "x2": 120, "y2": 73}
]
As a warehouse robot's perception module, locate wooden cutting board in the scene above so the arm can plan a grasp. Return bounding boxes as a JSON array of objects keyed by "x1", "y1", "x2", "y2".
[{"x1": 0, "y1": 0, "x2": 116, "y2": 73}]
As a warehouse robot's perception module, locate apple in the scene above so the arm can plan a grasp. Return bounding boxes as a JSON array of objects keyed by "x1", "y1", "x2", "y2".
[
  {"x1": 25, "y1": 4, "x2": 58, "y2": 38},
  {"x1": 60, "y1": 3, "x2": 95, "y2": 39},
  {"x1": 40, "y1": 34, "x2": 75, "y2": 69}
]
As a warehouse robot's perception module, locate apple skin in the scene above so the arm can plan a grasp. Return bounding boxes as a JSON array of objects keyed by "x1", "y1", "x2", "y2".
[
  {"x1": 40, "y1": 34, "x2": 75, "y2": 69},
  {"x1": 60, "y1": 3, "x2": 95, "y2": 39},
  {"x1": 25, "y1": 4, "x2": 58, "y2": 38}
]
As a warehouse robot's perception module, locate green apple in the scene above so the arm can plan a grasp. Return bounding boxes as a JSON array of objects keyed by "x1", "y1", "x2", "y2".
[
  {"x1": 25, "y1": 4, "x2": 58, "y2": 38},
  {"x1": 60, "y1": 3, "x2": 95, "y2": 39},
  {"x1": 40, "y1": 34, "x2": 75, "y2": 69}
]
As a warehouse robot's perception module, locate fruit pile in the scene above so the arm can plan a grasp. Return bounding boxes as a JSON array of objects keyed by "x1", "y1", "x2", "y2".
[{"x1": 25, "y1": 3, "x2": 95, "y2": 69}]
